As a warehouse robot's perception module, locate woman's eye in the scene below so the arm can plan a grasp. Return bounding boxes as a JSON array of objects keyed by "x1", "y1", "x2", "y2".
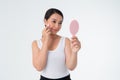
[
  {"x1": 52, "y1": 21, "x2": 56, "y2": 23},
  {"x1": 59, "y1": 22, "x2": 62, "y2": 25}
]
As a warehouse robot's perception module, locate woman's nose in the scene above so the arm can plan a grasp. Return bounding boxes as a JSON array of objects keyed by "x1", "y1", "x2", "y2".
[{"x1": 55, "y1": 23, "x2": 59, "y2": 28}]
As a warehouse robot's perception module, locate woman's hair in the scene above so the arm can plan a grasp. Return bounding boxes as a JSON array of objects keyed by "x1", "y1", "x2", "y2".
[{"x1": 44, "y1": 8, "x2": 64, "y2": 20}]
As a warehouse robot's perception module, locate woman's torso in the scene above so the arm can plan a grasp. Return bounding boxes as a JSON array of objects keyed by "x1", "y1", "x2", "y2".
[{"x1": 37, "y1": 36, "x2": 69, "y2": 79}]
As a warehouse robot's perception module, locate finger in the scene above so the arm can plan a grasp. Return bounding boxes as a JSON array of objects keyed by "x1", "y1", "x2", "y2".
[
  {"x1": 42, "y1": 27, "x2": 51, "y2": 35},
  {"x1": 45, "y1": 27, "x2": 49, "y2": 30},
  {"x1": 72, "y1": 44, "x2": 80, "y2": 49},
  {"x1": 47, "y1": 31, "x2": 51, "y2": 34},
  {"x1": 72, "y1": 41, "x2": 80, "y2": 47},
  {"x1": 72, "y1": 41, "x2": 79, "y2": 45},
  {"x1": 46, "y1": 24, "x2": 50, "y2": 27},
  {"x1": 42, "y1": 28, "x2": 46, "y2": 34},
  {"x1": 71, "y1": 39, "x2": 77, "y2": 42},
  {"x1": 72, "y1": 36, "x2": 78, "y2": 39},
  {"x1": 71, "y1": 37, "x2": 78, "y2": 42},
  {"x1": 45, "y1": 25, "x2": 50, "y2": 29},
  {"x1": 71, "y1": 39, "x2": 80, "y2": 44},
  {"x1": 46, "y1": 28, "x2": 51, "y2": 33},
  {"x1": 71, "y1": 44, "x2": 80, "y2": 49},
  {"x1": 75, "y1": 45, "x2": 80, "y2": 48}
]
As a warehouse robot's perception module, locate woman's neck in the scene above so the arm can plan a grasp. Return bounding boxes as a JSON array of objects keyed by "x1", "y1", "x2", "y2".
[{"x1": 50, "y1": 34, "x2": 59, "y2": 39}]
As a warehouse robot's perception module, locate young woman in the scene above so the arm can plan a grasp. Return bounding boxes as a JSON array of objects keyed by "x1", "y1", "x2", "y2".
[{"x1": 32, "y1": 8, "x2": 81, "y2": 80}]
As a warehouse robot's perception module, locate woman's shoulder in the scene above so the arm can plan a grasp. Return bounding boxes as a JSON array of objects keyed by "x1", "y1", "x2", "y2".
[
  {"x1": 32, "y1": 39, "x2": 42, "y2": 49},
  {"x1": 32, "y1": 39, "x2": 41, "y2": 46},
  {"x1": 60, "y1": 36, "x2": 70, "y2": 44},
  {"x1": 64, "y1": 37, "x2": 70, "y2": 42},
  {"x1": 32, "y1": 40, "x2": 38, "y2": 47},
  {"x1": 60, "y1": 36, "x2": 69, "y2": 40}
]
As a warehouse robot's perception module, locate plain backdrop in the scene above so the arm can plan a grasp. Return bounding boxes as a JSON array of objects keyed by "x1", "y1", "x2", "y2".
[{"x1": 0, "y1": 0, "x2": 120, "y2": 80}]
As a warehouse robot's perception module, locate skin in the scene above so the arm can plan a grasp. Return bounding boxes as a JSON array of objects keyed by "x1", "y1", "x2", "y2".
[{"x1": 32, "y1": 13, "x2": 81, "y2": 71}]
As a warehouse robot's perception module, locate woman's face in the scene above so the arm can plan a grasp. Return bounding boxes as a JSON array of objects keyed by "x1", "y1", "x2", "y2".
[{"x1": 44, "y1": 13, "x2": 63, "y2": 35}]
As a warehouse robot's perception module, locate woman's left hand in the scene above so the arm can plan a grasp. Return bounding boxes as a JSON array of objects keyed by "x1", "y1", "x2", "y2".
[{"x1": 71, "y1": 36, "x2": 81, "y2": 53}]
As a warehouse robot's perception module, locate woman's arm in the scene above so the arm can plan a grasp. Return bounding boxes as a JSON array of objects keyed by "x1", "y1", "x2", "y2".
[
  {"x1": 65, "y1": 37, "x2": 81, "y2": 70},
  {"x1": 32, "y1": 27, "x2": 51, "y2": 71},
  {"x1": 32, "y1": 40, "x2": 48, "y2": 71}
]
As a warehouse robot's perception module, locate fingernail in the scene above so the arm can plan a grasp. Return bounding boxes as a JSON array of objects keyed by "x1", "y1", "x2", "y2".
[{"x1": 47, "y1": 24, "x2": 49, "y2": 27}]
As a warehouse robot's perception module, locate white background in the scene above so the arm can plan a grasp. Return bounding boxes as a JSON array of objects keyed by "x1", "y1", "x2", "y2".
[{"x1": 0, "y1": 0, "x2": 120, "y2": 80}]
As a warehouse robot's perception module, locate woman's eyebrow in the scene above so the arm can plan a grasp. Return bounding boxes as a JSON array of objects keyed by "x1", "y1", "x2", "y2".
[
  {"x1": 51, "y1": 18, "x2": 57, "y2": 20},
  {"x1": 59, "y1": 21, "x2": 63, "y2": 23},
  {"x1": 51, "y1": 18, "x2": 63, "y2": 22}
]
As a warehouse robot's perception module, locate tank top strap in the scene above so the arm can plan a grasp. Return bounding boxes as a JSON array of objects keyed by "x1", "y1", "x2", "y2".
[
  {"x1": 37, "y1": 37, "x2": 65, "y2": 50},
  {"x1": 58, "y1": 37, "x2": 65, "y2": 49},
  {"x1": 60, "y1": 37, "x2": 65, "y2": 49},
  {"x1": 37, "y1": 39, "x2": 42, "y2": 49}
]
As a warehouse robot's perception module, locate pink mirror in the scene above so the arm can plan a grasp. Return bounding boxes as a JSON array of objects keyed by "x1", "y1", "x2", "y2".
[{"x1": 70, "y1": 20, "x2": 79, "y2": 36}]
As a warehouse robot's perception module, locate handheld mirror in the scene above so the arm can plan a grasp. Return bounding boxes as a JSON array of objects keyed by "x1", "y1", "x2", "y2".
[{"x1": 70, "y1": 20, "x2": 79, "y2": 36}]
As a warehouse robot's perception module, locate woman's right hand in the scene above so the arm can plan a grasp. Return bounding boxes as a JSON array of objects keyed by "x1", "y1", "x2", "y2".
[{"x1": 42, "y1": 25, "x2": 51, "y2": 43}]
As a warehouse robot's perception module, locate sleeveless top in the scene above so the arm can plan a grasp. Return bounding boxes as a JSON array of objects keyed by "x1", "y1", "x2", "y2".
[{"x1": 37, "y1": 37, "x2": 69, "y2": 79}]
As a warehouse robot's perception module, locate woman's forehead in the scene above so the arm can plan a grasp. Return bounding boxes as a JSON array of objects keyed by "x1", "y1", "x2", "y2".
[{"x1": 49, "y1": 13, "x2": 63, "y2": 20}]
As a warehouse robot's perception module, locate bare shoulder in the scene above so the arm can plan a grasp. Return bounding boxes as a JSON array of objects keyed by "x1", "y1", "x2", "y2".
[
  {"x1": 32, "y1": 40, "x2": 37, "y2": 48},
  {"x1": 64, "y1": 37, "x2": 72, "y2": 55},
  {"x1": 65, "y1": 37, "x2": 70, "y2": 45}
]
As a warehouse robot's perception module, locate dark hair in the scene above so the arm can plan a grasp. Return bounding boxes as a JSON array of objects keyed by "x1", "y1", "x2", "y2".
[{"x1": 44, "y1": 8, "x2": 64, "y2": 20}]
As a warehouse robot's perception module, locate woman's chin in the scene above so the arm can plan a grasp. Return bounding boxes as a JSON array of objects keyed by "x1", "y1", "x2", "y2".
[
  {"x1": 51, "y1": 33, "x2": 56, "y2": 35},
  {"x1": 51, "y1": 31, "x2": 57, "y2": 35}
]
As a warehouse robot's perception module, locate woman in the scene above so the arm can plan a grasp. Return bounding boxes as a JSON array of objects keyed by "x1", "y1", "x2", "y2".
[{"x1": 32, "y1": 8, "x2": 81, "y2": 80}]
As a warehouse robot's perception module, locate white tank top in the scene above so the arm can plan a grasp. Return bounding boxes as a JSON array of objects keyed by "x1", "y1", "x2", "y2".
[{"x1": 37, "y1": 37, "x2": 69, "y2": 79}]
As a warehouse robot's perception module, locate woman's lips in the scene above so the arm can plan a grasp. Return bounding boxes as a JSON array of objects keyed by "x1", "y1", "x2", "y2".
[{"x1": 51, "y1": 28, "x2": 58, "y2": 31}]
